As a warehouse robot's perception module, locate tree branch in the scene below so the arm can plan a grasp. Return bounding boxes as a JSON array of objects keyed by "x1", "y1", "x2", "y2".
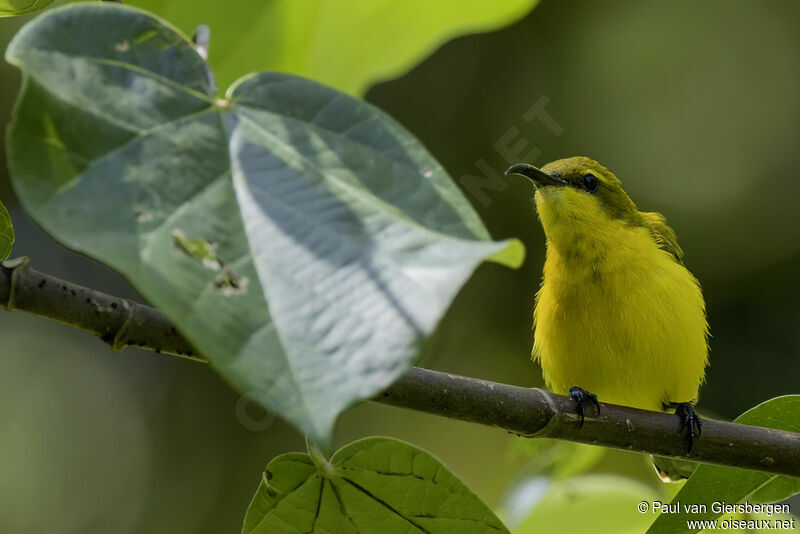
[
  {"x1": 2, "y1": 257, "x2": 799, "y2": 478},
  {"x1": 378, "y1": 368, "x2": 800, "y2": 478},
  {"x1": 0, "y1": 257, "x2": 199, "y2": 360}
]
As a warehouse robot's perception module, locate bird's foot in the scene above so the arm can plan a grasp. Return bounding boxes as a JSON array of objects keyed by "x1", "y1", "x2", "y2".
[
  {"x1": 667, "y1": 402, "x2": 702, "y2": 454},
  {"x1": 569, "y1": 386, "x2": 600, "y2": 428}
]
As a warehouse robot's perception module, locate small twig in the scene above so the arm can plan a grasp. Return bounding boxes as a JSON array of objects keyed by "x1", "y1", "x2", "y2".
[
  {"x1": 192, "y1": 25, "x2": 211, "y2": 62},
  {"x1": 191, "y1": 24, "x2": 217, "y2": 94},
  {"x1": 1, "y1": 257, "x2": 799, "y2": 478}
]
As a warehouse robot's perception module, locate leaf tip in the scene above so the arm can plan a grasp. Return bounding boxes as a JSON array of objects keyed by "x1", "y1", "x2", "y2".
[{"x1": 487, "y1": 238, "x2": 526, "y2": 268}]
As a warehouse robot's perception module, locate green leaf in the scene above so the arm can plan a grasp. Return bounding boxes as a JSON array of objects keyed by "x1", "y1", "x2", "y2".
[
  {"x1": 0, "y1": 201, "x2": 13, "y2": 260},
  {"x1": 512, "y1": 475, "x2": 660, "y2": 534},
  {"x1": 5, "y1": 4, "x2": 523, "y2": 448},
  {"x1": 0, "y1": 0, "x2": 53, "y2": 18},
  {"x1": 509, "y1": 439, "x2": 606, "y2": 480},
  {"x1": 646, "y1": 395, "x2": 800, "y2": 534},
  {"x1": 243, "y1": 436, "x2": 509, "y2": 533},
  {"x1": 128, "y1": 0, "x2": 540, "y2": 94}
]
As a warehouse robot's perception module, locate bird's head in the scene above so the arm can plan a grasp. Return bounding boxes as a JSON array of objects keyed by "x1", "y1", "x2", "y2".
[{"x1": 506, "y1": 156, "x2": 644, "y2": 254}]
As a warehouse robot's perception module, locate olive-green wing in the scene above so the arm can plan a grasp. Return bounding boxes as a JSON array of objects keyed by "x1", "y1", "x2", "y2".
[{"x1": 641, "y1": 211, "x2": 684, "y2": 263}]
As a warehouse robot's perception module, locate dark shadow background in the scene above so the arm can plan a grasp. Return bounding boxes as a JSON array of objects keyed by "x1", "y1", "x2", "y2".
[{"x1": 1, "y1": 1, "x2": 799, "y2": 532}]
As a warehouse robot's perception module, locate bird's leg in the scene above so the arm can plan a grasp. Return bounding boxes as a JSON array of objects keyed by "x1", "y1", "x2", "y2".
[
  {"x1": 665, "y1": 401, "x2": 702, "y2": 454},
  {"x1": 569, "y1": 386, "x2": 600, "y2": 428}
]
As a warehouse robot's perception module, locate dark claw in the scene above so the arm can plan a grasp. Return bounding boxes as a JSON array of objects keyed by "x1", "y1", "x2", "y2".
[
  {"x1": 671, "y1": 402, "x2": 702, "y2": 454},
  {"x1": 569, "y1": 386, "x2": 600, "y2": 428}
]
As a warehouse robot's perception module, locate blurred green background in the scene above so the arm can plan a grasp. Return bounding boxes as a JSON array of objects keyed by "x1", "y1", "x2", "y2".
[{"x1": 2, "y1": 0, "x2": 800, "y2": 532}]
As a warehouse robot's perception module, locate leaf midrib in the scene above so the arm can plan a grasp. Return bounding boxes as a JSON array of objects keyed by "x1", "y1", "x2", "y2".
[{"x1": 233, "y1": 108, "x2": 488, "y2": 247}]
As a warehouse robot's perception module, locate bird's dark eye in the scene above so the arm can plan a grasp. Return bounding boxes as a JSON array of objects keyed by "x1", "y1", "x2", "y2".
[{"x1": 582, "y1": 174, "x2": 599, "y2": 193}]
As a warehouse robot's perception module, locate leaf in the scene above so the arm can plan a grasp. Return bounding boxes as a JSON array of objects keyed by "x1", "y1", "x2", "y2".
[
  {"x1": 499, "y1": 441, "x2": 610, "y2": 531},
  {"x1": 243, "y1": 436, "x2": 509, "y2": 534},
  {"x1": 0, "y1": 201, "x2": 13, "y2": 260},
  {"x1": 646, "y1": 395, "x2": 800, "y2": 534},
  {"x1": 509, "y1": 439, "x2": 606, "y2": 480},
  {"x1": 0, "y1": 0, "x2": 53, "y2": 18},
  {"x1": 502, "y1": 439, "x2": 609, "y2": 525},
  {"x1": 5, "y1": 4, "x2": 523, "y2": 448},
  {"x1": 512, "y1": 475, "x2": 660, "y2": 534},
  {"x1": 128, "y1": 0, "x2": 540, "y2": 94}
]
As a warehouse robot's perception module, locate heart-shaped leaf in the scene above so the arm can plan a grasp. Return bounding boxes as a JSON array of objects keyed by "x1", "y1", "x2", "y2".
[
  {"x1": 646, "y1": 395, "x2": 800, "y2": 534},
  {"x1": 129, "y1": 0, "x2": 541, "y2": 94},
  {"x1": 0, "y1": 0, "x2": 53, "y2": 18},
  {"x1": 6, "y1": 4, "x2": 523, "y2": 447},
  {"x1": 0, "y1": 201, "x2": 13, "y2": 260},
  {"x1": 243, "y1": 436, "x2": 509, "y2": 533}
]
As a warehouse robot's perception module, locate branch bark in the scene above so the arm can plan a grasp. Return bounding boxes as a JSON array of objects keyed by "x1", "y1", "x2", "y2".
[
  {"x1": 2, "y1": 257, "x2": 799, "y2": 478},
  {"x1": 0, "y1": 257, "x2": 199, "y2": 360}
]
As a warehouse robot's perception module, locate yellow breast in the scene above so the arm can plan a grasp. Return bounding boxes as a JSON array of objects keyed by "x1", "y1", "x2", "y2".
[{"x1": 532, "y1": 190, "x2": 708, "y2": 411}]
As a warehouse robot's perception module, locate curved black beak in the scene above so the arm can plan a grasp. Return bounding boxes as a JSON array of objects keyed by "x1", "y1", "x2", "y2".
[{"x1": 505, "y1": 163, "x2": 566, "y2": 187}]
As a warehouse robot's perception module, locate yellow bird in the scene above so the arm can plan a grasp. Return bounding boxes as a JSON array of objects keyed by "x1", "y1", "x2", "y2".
[{"x1": 507, "y1": 156, "x2": 709, "y2": 470}]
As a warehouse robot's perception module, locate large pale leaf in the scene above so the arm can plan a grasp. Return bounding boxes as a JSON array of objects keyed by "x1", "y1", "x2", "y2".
[
  {"x1": 5, "y1": 4, "x2": 523, "y2": 447},
  {"x1": 0, "y1": 201, "x2": 13, "y2": 260},
  {"x1": 128, "y1": 0, "x2": 540, "y2": 94},
  {"x1": 243, "y1": 436, "x2": 509, "y2": 533},
  {"x1": 0, "y1": 0, "x2": 53, "y2": 18},
  {"x1": 647, "y1": 395, "x2": 800, "y2": 534}
]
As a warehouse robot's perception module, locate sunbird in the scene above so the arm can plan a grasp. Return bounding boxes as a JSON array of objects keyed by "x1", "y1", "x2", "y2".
[{"x1": 507, "y1": 156, "x2": 709, "y2": 479}]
